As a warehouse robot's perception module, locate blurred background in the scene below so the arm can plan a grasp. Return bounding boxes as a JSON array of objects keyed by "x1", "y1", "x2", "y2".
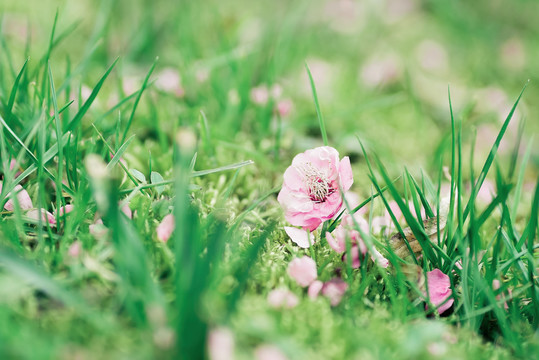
[{"x1": 2, "y1": 0, "x2": 538, "y2": 180}]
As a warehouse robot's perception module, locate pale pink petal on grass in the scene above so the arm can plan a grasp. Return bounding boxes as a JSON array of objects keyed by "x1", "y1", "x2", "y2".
[
  {"x1": 425, "y1": 269, "x2": 453, "y2": 314},
  {"x1": 371, "y1": 248, "x2": 389, "y2": 268},
  {"x1": 308, "y1": 280, "x2": 324, "y2": 299},
  {"x1": 157, "y1": 214, "x2": 175, "y2": 243},
  {"x1": 284, "y1": 226, "x2": 315, "y2": 248},
  {"x1": 59, "y1": 204, "x2": 74, "y2": 216},
  {"x1": 208, "y1": 328, "x2": 235, "y2": 360},
  {"x1": 287, "y1": 256, "x2": 317, "y2": 287},
  {"x1": 4, "y1": 185, "x2": 33, "y2": 211},
  {"x1": 27, "y1": 209, "x2": 56, "y2": 227}
]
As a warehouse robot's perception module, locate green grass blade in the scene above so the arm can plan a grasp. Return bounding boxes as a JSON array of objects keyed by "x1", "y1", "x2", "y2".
[
  {"x1": 65, "y1": 57, "x2": 119, "y2": 132},
  {"x1": 305, "y1": 62, "x2": 328, "y2": 146}
]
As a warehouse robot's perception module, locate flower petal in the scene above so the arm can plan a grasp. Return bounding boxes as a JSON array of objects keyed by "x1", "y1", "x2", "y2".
[
  {"x1": 284, "y1": 226, "x2": 315, "y2": 248},
  {"x1": 287, "y1": 256, "x2": 317, "y2": 287}
]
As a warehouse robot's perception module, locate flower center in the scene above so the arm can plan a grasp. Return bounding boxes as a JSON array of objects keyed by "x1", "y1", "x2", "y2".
[{"x1": 295, "y1": 162, "x2": 335, "y2": 203}]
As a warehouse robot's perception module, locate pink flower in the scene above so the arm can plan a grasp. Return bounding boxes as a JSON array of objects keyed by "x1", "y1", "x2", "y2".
[
  {"x1": 89, "y1": 219, "x2": 108, "y2": 238},
  {"x1": 424, "y1": 269, "x2": 453, "y2": 314},
  {"x1": 277, "y1": 146, "x2": 353, "y2": 231},
  {"x1": 267, "y1": 289, "x2": 299, "y2": 309},
  {"x1": 157, "y1": 214, "x2": 175, "y2": 243},
  {"x1": 322, "y1": 279, "x2": 348, "y2": 306},
  {"x1": 3, "y1": 184, "x2": 33, "y2": 211},
  {"x1": 308, "y1": 280, "x2": 324, "y2": 299},
  {"x1": 283, "y1": 226, "x2": 315, "y2": 248},
  {"x1": 287, "y1": 256, "x2": 317, "y2": 287}
]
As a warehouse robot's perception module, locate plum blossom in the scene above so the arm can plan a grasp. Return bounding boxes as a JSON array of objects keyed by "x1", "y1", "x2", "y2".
[
  {"x1": 157, "y1": 214, "x2": 175, "y2": 243},
  {"x1": 425, "y1": 269, "x2": 453, "y2": 315},
  {"x1": 278, "y1": 146, "x2": 353, "y2": 231},
  {"x1": 287, "y1": 256, "x2": 317, "y2": 287}
]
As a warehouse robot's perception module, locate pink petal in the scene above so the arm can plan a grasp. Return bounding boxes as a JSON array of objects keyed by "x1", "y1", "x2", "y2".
[
  {"x1": 338, "y1": 156, "x2": 353, "y2": 191},
  {"x1": 27, "y1": 209, "x2": 56, "y2": 227},
  {"x1": 322, "y1": 279, "x2": 348, "y2": 306},
  {"x1": 308, "y1": 280, "x2": 324, "y2": 299},
  {"x1": 326, "y1": 231, "x2": 345, "y2": 253},
  {"x1": 4, "y1": 185, "x2": 33, "y2": 211},
  {"x1": 68, "y1": 241, "x2": 82, "y2": 258},
  {"x1": 425, "y1": 269, "x2": 454, "y2": 314},
  {"x1": 59, "y1": 204, "x2": 74, "y2": 216},
  {"x1": 121, "y1": 203, "x2": 132, "y2": 219},
  {"x1": 157, "y1": 214, "x2": 175, "y2": 243},
  {"x1": 208, "y1": 328, "x2": 235, "y2": 360},
  {"x1": 287, "y1": 256, "x2": 317, "y2": 287},
  {"x1": 284, "y1": 226, "x2": 315, "y2": 248}
]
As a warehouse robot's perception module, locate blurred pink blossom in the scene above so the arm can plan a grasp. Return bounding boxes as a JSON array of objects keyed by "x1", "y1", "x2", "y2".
[
  {"x1": 360, "y1": 54, "x2": 401, "y2": 88},
  {"x1": 416, "y1": 40, "x2": 448, "y2": 72},
  {"x1": 154, "y1": 68, "x2": 185, "y2": 97},
  {"x1": 250, "y1": 85, "x2": 269, "y2": 105},
  {"x1": 254, "y1": 345, "x2": 288, "y2": 360},
  {"x1": 278, "y1": 146, "x2": 353, "y2": 231},
  {"x1": 425, "y1": 269, "x2": 453, "y2": 315},
  {"x1": 500, "y1": 38, "x2": 526, "y2": 71},
  {"x1": 267, "y1": 289, "x2": 299, "y2": 309},
  {"x1": 208, "y1": 328, "x2": 235, "y2": 360},
  {"x1": 322, "y1": 278, "x2": 348, "y2": 306},
  {"x1": 308, "y1": 280, "x2": 324, "y2": 299},
  {"x1": 275, "y1": 99, "x2": 293, "y2": 117},
  {"x1": 68, "y1": 241, "x2": 82, "y2": 258},
  {"x1": 287, "y1": 256, "x2": 317, "y2": 287},
  {"x1": 157, "y1": 214, "x2": 175, "y2": 243}
]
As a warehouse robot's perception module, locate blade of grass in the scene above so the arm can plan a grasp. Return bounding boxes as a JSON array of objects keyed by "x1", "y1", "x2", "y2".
[{"x1": 305, "y1": 62, "x2": 328, "y2": 146}]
